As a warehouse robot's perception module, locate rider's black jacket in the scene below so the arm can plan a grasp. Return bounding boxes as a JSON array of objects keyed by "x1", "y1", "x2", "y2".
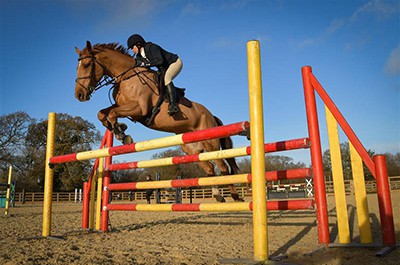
[{"x1": 136, "y1": 42, "x2": 178, "y2": 70}]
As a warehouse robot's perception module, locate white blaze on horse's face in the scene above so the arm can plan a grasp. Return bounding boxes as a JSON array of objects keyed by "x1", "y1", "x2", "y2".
[{"x1": 75, "y1": 57, "x2": 91, "y2": 102}]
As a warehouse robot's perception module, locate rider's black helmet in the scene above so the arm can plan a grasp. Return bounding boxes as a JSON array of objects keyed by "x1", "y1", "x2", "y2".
[{"x1": 127, "y1": 34, "x2": 146, "y2": 49}]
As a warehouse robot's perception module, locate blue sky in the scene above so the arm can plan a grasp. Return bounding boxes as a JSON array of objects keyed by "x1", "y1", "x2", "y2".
[{"x1": 1, "y1": 0, "x2": 399, "y2": 165}]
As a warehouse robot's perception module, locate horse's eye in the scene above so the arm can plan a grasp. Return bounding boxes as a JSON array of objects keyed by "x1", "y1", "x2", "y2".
[{"x1": 83, "y1": 62, "x2": 91, "y2": 68}]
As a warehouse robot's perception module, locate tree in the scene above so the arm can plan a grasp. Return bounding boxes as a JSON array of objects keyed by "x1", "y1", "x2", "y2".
[
  {"x1": 145, "y1": 148, "x2": 204, "y2": 180},
  {"x1": 0, "y1": 112, "x2": 35, "y2": 187},
  {"x1": 0, "y1": 112, "x2": 101, "y2": 191},
  {"x1": 112, "y1": 167, "x2": 143, "y2": 183},
  {"x1": 238, "y1": 154, "x2": 306, "y2": 174},
  {"x1": 0, "y1": 112, "x2": 34, "y2": 166},
  {"x1": 385, "y1": 152, "x2": 400, "y2": 176}
]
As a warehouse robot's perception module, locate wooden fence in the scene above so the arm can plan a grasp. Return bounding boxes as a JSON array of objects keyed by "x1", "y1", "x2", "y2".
[
  {"x1": 13, "y1": 176, "x2": 400, "y2": 203},
  {"x1": 15, "y1": 186, "x2": 248, "y2": 203}
]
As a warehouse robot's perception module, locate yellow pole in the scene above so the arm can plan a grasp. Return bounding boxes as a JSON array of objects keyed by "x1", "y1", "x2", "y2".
[
  {"x1": 42, "y1": 112, "x2": 56, "y2": 237},
  {"x1": 325, "y1": 106, "x2": 350, "y2": 243},
  {"x1": 95, "y1": 157, "x2": 104, "y2": 230},
  {"x1": 4, "y1": 166, "x2": 12, "y2": 215},
  {"x1": 247, "y1": 40, "x2": 267, "y2": 262},
  {"x1": 349, "y1": 142, "x2": 372, "y2": 243}
]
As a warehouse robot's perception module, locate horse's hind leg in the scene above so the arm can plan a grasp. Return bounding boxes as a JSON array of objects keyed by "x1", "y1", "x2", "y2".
[
  {"x1": 195, "y1": 161, "x2": 226, "y2": 203},
  {"x1": 181, "y1": 143, "x2": 226, "y2": 202},
  {"x1": 214, "y1": 159, "x2": 244, "y2": 202}
]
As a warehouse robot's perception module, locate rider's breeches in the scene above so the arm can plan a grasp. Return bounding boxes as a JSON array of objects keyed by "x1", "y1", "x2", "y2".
[{"x1": 164, "y1": 57, "x2": 183, "y2": 86}]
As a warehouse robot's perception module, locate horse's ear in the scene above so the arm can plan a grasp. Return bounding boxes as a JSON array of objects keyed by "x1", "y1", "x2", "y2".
[
  {"x1": 75, "y1": 47, "x2": 81, "y2": 55},
  {"x1": 86, "y1": 41, "x2": 93, "y2": 52}
]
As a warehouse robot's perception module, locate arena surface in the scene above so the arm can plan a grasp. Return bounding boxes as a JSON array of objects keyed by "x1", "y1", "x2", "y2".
[{"x1": 1, "y1": 192, "x2": 399, "y2": 265}]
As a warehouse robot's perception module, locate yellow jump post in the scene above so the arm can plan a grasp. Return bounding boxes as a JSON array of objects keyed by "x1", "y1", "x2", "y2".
[
  {"x1": 325, "y1": 106, "x2": 350, "y2": 243},
  {"x1": 4, "y1": 166, "x2": 13, "y2": 215},
  {"x1": 95, "y1": 157, "x2": 104, "y2": 230},
  {"x1": 349, "y1": 142, "x2": 372, "y2": 243},
  {"x1": 42, "y1": 112, "x2": 56, "y2": 237},
  {"x1": 247, "y1": 40, "x2": 268, "y2": 262}
]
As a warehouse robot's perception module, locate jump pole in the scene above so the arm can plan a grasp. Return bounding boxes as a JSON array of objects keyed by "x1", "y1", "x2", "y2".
[
  {"x1": 42, "y1": 112, "x2": 56, "y2": 237},
  {"x1": 247, "y1": 40, "x2": 268, "y2": 261}
]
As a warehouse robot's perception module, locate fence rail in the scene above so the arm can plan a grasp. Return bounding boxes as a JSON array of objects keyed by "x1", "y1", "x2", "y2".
[
  {"x1": 15, "y1": 187, "x2": 248, "y2": 203},
  {"x1": 13, "y1": 177, "x2": 400, "y2": 203}
]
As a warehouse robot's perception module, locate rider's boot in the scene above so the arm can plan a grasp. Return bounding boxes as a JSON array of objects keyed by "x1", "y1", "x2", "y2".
[{"x1": 166, "y1": 82, "x2": 180, "y2": 116}]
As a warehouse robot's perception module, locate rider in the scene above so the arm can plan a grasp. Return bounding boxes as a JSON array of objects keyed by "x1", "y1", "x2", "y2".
[{"x1": 127, "y1": 34, "x2": 181, "y2": 116}]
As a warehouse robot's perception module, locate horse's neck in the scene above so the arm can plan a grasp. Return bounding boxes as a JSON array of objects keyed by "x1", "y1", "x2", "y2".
[{"x1": 98, "y1": 51, "x2": 134, "y2": 77}]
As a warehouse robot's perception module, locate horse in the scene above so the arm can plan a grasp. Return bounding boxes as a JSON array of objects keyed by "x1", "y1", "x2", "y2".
[{"x1": 74, "y1": 41, "x2": 244, "y2": 202}]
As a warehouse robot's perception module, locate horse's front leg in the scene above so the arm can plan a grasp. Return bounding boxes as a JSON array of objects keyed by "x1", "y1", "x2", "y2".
[
  {"x1": 107, "y1": 101, "x2": 145, "y2": 145},
  {"x1": 98, "y1": 105, "x2": 115, "y2": 131},
  {"x1": 98, "y1": 105, "x2": 129, "y2": 143}
]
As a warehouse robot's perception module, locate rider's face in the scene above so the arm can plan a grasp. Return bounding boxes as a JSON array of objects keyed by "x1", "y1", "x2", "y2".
[{"x1": 132, "y1": 45, "x2": 139, "y2": 55}]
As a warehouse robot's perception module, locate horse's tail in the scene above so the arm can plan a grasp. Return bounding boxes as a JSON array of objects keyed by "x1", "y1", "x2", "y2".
[{"x1": 213, "y1": 116, "x2": 240, "y2": 175}]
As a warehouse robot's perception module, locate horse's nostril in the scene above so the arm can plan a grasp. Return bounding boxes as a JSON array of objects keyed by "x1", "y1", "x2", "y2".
[{"x1": 78, "y1": 92, "x2": 83, "y2": 100}]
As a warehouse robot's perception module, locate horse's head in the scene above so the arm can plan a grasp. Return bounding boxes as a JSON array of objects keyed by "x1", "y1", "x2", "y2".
[{"x1": 74, "y1": 41, "x2": 106, "y2": 102}]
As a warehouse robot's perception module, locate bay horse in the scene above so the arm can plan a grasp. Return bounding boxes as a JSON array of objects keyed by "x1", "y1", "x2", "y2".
[{"x1": 74, "y1": 41, "x2": 243, "y2": 202}]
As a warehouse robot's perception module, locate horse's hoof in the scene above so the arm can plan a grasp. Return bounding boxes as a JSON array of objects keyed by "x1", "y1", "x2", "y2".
[
  {"x1": 214, "y1": 195, "x2": 226, "y2": 203},
  {"x1": 123, "y1": 135, "x2": 133, "y2": 145},
  {"x1": 115, "y1": 133, "x2": 123, "y2": 141},
  {"x1": 118, "y1": 123, "x2": 128, "y2": 132}
]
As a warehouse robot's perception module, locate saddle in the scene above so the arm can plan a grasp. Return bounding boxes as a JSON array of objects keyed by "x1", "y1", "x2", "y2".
[{"x1": 139, "y1": 69, "x2": 192, "y2": 126}]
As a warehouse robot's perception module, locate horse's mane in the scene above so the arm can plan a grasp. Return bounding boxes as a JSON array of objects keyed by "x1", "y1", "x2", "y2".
[{"x1": 93, "y1": 43, "x2": 132, "y2": 58}]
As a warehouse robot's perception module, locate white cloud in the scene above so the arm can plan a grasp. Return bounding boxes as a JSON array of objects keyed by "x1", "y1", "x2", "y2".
[
  {"x1": 299, "y1": 0, "x2": 399, "y2": 48},
  {"x1": 181, "y1": 1, "x2": 202, "y2": 16},
  {"x1": 325, "y1": 18, "x2": 346, "y2": 35},
  {"x1": 351, "y1": 0, "x2": 398, "y2": 21},
  {"x1": 384, "y1": 46, "x2": 400, "y2": 75}
]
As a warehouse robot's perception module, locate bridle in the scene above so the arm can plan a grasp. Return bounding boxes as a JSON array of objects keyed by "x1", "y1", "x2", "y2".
[
  {"x1": 75, "y1": 54, "x2": 114, "y2": 98},
  {"x1": 75, "y1": 51, "x2": 155, "y2": 101}
]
